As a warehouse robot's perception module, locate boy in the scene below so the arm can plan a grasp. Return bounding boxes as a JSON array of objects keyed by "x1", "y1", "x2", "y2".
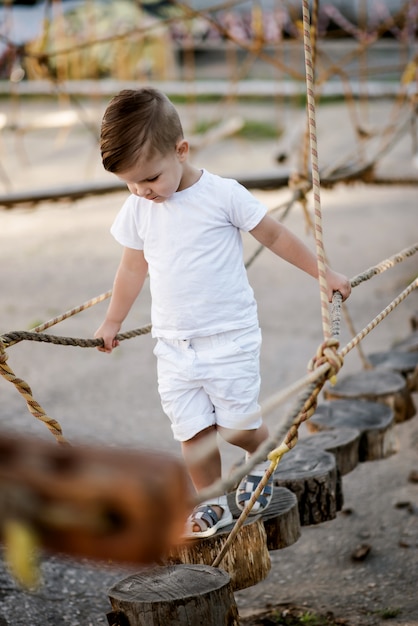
[{"x1": 95, "y1": 87, "x2": 351, "y2": 538}]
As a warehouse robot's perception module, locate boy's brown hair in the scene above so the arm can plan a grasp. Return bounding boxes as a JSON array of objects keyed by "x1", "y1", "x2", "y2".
[{"x1": 100, "y1": 88, "x2": 184, "y2": 173}]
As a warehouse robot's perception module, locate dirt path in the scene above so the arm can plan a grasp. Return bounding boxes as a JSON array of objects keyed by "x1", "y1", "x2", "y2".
[{"x1": 0, "y1": 98, "x2": 417, "y2": 625}]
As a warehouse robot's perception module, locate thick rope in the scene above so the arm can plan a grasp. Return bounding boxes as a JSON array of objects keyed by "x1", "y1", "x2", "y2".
[
  {"x1": 201, "y1": 274, "x2": 418, "y2": 512},
  {"x1": 340, "y1": 277, "x2": 418, "y2": 358},
  {"x1": 0, "y1": 242, "x2": 415, "y2": 454},
  {"x1": 350, "y1": 243, "x2": 418, "y2": 288},
  {"x1": 302, "y1": 0, "x2": 332, "y2": 341},
  {"x1": 212, "y1": 338, "x2": 339, "y2": 567},
  {"x1": 214, "y1": 1, "x2": 341, "y2": 562},
  {"x1": 0, "y1": 325, "x2": 152, "y2": 349},
  {"x1": 211, "y1": 276, "x2": 418, "y2": 565},
  {"x1": 5, "y1": 291, "x2": 113, "y2": 347},
  {"x1": 0, "y1": 340, "x2": 68, "y2": 445}
]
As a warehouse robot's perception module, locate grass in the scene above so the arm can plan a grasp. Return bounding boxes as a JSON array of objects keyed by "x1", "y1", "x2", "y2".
[
  {"x1": 258, "y1": 608, "x2": 338, "y2": 625},
  {"x1": 373, "y1": 607, "x2": 402, "y2": 620},
  {"x1": 193, "y1": 118, "x2": 281, "y2": 139}
]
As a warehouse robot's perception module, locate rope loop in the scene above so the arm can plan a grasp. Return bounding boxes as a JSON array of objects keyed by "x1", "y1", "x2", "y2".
[
  {"x1": 0, "y1": 339, "x2": 8, "y2": 364},
  {"x1": 308, "y1": 337, "x2": 343, "y2": 385}
]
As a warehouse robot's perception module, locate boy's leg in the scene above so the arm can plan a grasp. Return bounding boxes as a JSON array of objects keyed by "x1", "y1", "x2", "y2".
[
  {"x1": 181, "y1": 425, "x2": 232, "y2": 535},
  {"x1": 218, "y1": 423, "x2": 273, "y2": 515},
  {"x1": 217, "y1": 422, "x2": 269, "y2": 453},
  {"x1": 181, "y1": 425, "x2": 220, "y2": 491}
]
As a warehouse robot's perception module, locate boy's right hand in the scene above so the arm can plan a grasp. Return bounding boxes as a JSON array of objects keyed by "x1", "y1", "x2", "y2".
[{"x1": 94, "y1": 320, "x2": 121, "y2": 353}]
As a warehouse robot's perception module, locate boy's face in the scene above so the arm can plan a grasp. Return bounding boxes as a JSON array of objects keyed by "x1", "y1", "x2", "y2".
[{"x1": 117, "y1": 141, "x2": 188, "y2": 203}]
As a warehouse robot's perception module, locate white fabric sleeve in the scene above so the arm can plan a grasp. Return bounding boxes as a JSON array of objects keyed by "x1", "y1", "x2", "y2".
[
  {"x1": 110, "y1": 195, "x2": 144, "y2": 250},
  {"x1": 228, "y1": 179, "x2": 268, "y2": 232}
]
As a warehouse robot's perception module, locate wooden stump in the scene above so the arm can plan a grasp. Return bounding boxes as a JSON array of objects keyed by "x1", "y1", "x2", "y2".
[
  {"x1": 367, "y1": 350, "x2": 418, "y2": 392},
  {"x1": 107, "y1": 564, "x2": 239, "y2": 626},
  {"x1": 307, "y1": 399, "x2": 397, "y2": 461},
  {"x1": 301, "y1": 427, "x2": 360, "y2": 476},
  {"x1": 324, "y1": 369, "x2": 416, "y2": 423},
  {"x1": 168, "y1": 516, "x2": 270, "y2": 591},
  {"x1": 273, "y1": 444, "x2": 339, "y2": 526},
  {"x1": 227, "y1": 487, "x2": 301, "y2": 551},
  {"x1": 392, "y1": 330, "x2": 418, "y2": 353}
]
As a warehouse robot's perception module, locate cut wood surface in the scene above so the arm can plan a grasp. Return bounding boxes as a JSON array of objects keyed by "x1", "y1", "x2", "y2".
[
  {"x1": 324, "y1": 369, "x2": 416, "y2": 422},
  {"x1": 392, "y1": 330, "x2": 418, "y2": 352},
  {"x1": 273, "y1": 444, "x2": 339, "y2": 526},
  {"x1": 301, "y1": 427, "x2": 360, "y2": 475},
  {"x1": 168, "y1": 516, "x2": 271, "y2": 591},
  {"x1": 307, "y1": 399, "x2": 397, "y2": 461},
  {"x1": 367, "y1": 350, "x2": 418, "y2": 392},
  {"x1": 227, "y1": 487, "x2": 301, "y2": 551},
  {"x1": 107, "y1": 564, "x2": 239, "y2": 626}
]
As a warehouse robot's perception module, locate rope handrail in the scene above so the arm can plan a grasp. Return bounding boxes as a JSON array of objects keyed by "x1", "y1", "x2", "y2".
[
  {"x1": 0, "y1": 325, "x2": 152, "y2": 349},
  {"x1": 199, "y1": 272, "x2": 418, "y2": 509},
  {"x1": 210, "y1": 274, "x2": 418, "y2": 566},
  {"x1": 1, "y1": 241, "x2": 416, "y2": 350}
]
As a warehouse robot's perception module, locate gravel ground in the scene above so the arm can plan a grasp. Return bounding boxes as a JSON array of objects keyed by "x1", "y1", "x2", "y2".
[{"x1": 0, "y1": 96, "x2": 417, "y2": 625}]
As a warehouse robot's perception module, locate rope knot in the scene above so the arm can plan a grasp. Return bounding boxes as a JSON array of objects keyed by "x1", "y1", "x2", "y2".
[
  {"x1": 308, "y1": 338, "x2": 343, "y2": 385},
  {"x1": 288, "y1": 171, "x2": 310, "y2": 198}
]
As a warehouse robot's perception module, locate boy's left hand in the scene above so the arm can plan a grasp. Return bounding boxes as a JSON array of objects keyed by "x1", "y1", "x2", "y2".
[{"x1": 325, "y1": 269, "x2": 351, "y2": 302}]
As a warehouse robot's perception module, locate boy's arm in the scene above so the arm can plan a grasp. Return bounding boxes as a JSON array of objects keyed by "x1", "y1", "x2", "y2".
[
  {"x1": 250, "y1": 214, "x2": 351, "y2": 301},
  {"x1": 95, "y1": 247, "x2": 148, "y2": 353}
]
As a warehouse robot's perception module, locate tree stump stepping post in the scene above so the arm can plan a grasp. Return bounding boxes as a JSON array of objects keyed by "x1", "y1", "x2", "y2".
[
  {"x1": 273, "y1": 444, "x2": 339, "y2": 526},
  {"x1": 392, "y1": 330, "x2": 418, "y2": 353},
  {"x1": 324, "y1": 369, "x2": 416, "y2": 423},
  {"x1": 168, "y1": 516, "x2": 271, "y2": 591},
  {"x1": 227, "y1": 486, "x2": 301, "y2": 551},
  {"x1": 301, "y1": 427, "x2": 360, "y2": 476},
  {"x1": 307, "y1": 399, "x2": 397, "y2": 461},
  {"x1": 367, "y1": 351, "x2": 418, "y2": 392},
  {"x1": 107, "y1": 564, "x2": 239, "y2": 626}
]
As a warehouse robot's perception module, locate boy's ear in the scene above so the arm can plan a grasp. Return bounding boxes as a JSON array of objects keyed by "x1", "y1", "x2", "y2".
[{"x1": 176, "y1": 139, "x2": 189, "y2": 160}]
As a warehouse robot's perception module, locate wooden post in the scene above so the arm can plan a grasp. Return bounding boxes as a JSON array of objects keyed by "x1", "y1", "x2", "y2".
[
  {"x1": 169, "y1": 516, "x2": 270, "y2": 591},
  {"x1": 307, "y1": 399, "x2": 397, "y2": 461},
  {"x1": 367, "y1": 350, "x2": 418, "y2": 392},
  {"x1": 324, "y1": 369, "x2": 416, "y2": 422},
  {"x1": 392, "y1": 330, "x2": 418, "y2": 353},
  {"x1": 273, "y1": 444, "x2": 339, "y2": 525},
  {"x1": 227, "y1": 487, "x2": 301, "y2": 551},
  {"x1": 302, "y1": 427, "x2": 360, "y2": 476},
  {"x1": 107, "y1": 564, "x2": 239, "y2": 626}
]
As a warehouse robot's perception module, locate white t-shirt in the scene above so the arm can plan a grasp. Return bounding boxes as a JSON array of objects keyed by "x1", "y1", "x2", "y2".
[{"x1": 110, "y1": 169, "x2": 267, "y2": 339}]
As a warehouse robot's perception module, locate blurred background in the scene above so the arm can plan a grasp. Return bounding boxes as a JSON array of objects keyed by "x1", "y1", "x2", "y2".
[{"x1": 0, "y1": 0, "x2": 417, "y2": 200}]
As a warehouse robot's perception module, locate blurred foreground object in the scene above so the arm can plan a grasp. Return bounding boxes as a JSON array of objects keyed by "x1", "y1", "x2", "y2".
[{"x1": 0, "y1": 432, "x2": 190, "y2": 582}]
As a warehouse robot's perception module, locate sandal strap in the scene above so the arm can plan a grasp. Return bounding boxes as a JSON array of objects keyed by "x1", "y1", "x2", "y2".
[
  {"x1": 189, "y1": 504, "x2": 221, "y2": 531},
  {"x1": 236, "y1": 472, "x2": 274, "y2": 513},
  {"x1": 239, "y1": 473, "x2": 273, "y2": 493},
  {"x1": 237, "y1": 491, "x2": 270, "y2": 508}
]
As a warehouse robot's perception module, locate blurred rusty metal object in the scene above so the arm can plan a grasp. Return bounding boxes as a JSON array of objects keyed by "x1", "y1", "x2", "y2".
[{"x1": 0, "y1": 433, "x2": 191, "y2": 565}]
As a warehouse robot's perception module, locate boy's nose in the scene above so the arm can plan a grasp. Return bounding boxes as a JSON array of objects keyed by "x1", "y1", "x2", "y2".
[{"x1": 136, "y1": 185, "x2": 151, "y2": 198}]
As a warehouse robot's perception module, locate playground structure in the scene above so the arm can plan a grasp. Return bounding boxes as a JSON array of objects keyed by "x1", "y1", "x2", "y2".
[{"x1": 0, "y1": 0, "x2": 417, "y2": 624}]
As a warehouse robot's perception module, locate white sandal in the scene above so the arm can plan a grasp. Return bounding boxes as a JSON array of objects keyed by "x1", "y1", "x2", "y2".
[
  {"x1": 183, "y1": 496, "x2": 233, "y2": 539},
  {"x1": 235, "y1": 459, "x2": 274, "y2": 515}
]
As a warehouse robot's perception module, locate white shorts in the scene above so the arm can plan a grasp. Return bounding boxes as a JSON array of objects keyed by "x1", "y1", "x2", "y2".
[{"x1": 153, "y1": 325, "x2": 262, "y2": 442}]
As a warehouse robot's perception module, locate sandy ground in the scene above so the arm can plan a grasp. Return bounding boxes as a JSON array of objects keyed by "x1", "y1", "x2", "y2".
[{"x1": 0, "y1": 96, "x2": 417, "y2": 625}]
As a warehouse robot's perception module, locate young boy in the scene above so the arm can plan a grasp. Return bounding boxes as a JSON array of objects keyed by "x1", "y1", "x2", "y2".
[{"x1": 95, "y1": 87, "x2": 351, "y2": 538}]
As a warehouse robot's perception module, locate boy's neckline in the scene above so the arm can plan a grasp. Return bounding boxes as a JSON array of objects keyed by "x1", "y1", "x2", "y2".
[{"x1": 176, "y1": 167, "x2": 204, "y2": 193}]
